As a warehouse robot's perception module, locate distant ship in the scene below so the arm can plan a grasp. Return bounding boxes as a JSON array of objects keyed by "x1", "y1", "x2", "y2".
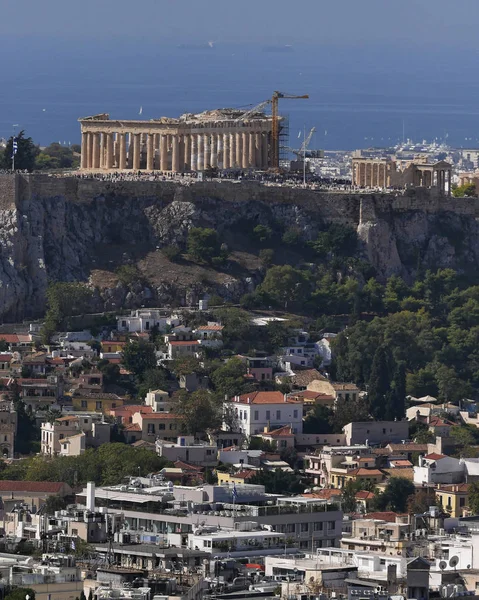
[
  {"x1": 262, "y1": 45, "x2": 294, "y2": 53},
  {"x1": 177, "y1": 41, "x2": 215, "y2": 50}
]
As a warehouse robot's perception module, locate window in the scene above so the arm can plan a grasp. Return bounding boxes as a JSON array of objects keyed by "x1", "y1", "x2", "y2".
[
  {"x1": 147, "y1": 424, "x2": 155, "y2": 434},
  {"x1": 328, "y1": 521, "x2": 335, "y2": 530},
  {"x1": 84, "y1": 419, "x2": 89, "y2": 424},
  {"x1": 276, "y1": 410, "x2": 281, "y2": 420},
  {"x1": 112, "y1": 403, "x2": 116, "y2": 409},
  {"x1": 159, "y1": 423, "x2": 166, "y2": 430},
  {"x1": 300, "y1": 523, "x2": 309, "y2": 532},
  {"x1": 122, "y1": 320, "x2": 127, "y2": 328},
  {"x1": 314, "y1": 522, "x2": 324, "y2": 531},
  {"x1": 460, "y1": 497, "x2": 466, "y2": 507},
  {"x1": 382, "y1": 428, "x2": 386, "y2": 434},
  {"x1": 96, "y1": 401, "x2": 102, "y2": 410},
  {"x1": 63, "y1": 444, "x2": 67, "y2": 450},
  {"x1": 72, "y1": 528, "x2": 78, "y2": 535},
  {"x1": 59, "y1": 434, "x2": 64, "y2": 440},
  {"x1": 293, "y1": 410, "x2": 298, "y2": 418},
  {"x1": 254, "y1": 411, "x2": 259, "y2": 421},
  {"x1": 266, "y1": 410, "x2": 270, "y2": 420}
]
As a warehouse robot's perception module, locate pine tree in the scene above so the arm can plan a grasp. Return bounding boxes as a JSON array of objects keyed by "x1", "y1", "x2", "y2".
[
  {"x1": 391, "y1": 361, "x2": 406, "y2": 420},
  {"x1": 368, "y1": 345, "x2": 391, "y2": 420},
  {"x1": 0, "y1": 131, "x2": 38, "y2": 171}
]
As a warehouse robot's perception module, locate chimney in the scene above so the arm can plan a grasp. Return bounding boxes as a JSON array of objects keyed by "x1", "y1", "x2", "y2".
[{"x1": 86, "y1": 481, "x2": 95, "y2": 512}]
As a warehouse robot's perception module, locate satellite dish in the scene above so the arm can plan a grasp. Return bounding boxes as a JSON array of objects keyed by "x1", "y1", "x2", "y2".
[
  {"x1": 467, "y1": 565, "x2": 472, "y2": 569},
  {"x1": 449, "y1": 556, "x2": 459, "y2": 568},
  {"x1": 439, "y1": 561, "x2": 447, "y2": 571}
]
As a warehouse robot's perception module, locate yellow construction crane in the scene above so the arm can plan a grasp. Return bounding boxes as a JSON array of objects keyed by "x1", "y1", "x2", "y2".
[{"x1": 271, "y1": 90, "x2": 309, "y2": 170}]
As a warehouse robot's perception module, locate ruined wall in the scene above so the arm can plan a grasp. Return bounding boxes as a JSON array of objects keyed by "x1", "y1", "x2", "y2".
[{"x1": 0, "y1": 173, "x2": 478, "y2": 321}]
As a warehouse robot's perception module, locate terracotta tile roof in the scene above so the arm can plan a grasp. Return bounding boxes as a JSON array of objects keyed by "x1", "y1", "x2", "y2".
[
  {"x1": 364, "y1": 511, "x2": 403, "y2": 522},
  {"x1": 349, "y1": 468, "x2": 384, "y2": 477},
  {"x1": 355, "y1": 490, "x2": 375, "y2": 500},
  {"x1": 262, "y1": 425, "x2": 294, "y2": 437},
  {"x1": 232, "y1": 391, "x2": 300, "y2": 405},
  {"x1": 331, "y1": 383, "x2": 359, "y2": 391},
  {"x1": 140, "y1": 412, "x2": 179, "y2": 420},
  {"x1": 169, "y1": 340, "x2": 199, "y2": 346},
  {"x1": 303, "y1": 489, "x2": 341, "y2": 500},
  {"x1": 232, "y1": 469, "x2": 256, "y2": 480},
  {"x1": 290, "y1": 369, "x2": 324, "y2": 387},
  {"x1": 0, "y1": 480, "x2": 67, "y2": 493},
  {"x1": 55, "y1": 416, "x2": 79, "y2": 423},
  {"x1": 437, "y1": 484, "x2": 470, "y2": 493},
  {"x1": 0, "y1": 335, "x2": 19, "y2": 344},
  {"x1": 429, "y1": 417, "x2": 455, "y2": 427},
  {"x1": 17, "y1": 334, "x2": 33, "y2": 343},
  {"x1": 0, "y1": 354, "x2": 12, "y2": 362},
  {"x1": 289, "y1": 390, "x2": 335, "y2": 402},
  {"x1": 174, "y1": 460, "x2": 203, "y2": 472},
  {"x1": 197, "y1": 325, "x2": 224, "y2": 331},
  {"x1": 424, "y1": 453, "x2": 446, "y2": 461},
  {"x1": 390, "y1": 460, "x2": 413, "y2": 467},
  {"x1": 101, "y1": 341, "x2": 127, "y2": 347},
  {"x1": 124, "y1": 423, "x2": 141, "y2": 431}
]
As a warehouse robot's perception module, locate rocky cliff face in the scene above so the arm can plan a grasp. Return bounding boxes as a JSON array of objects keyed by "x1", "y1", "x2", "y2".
[{"x1": 0, "y1": 174, "x2": 478, "y2": 321}]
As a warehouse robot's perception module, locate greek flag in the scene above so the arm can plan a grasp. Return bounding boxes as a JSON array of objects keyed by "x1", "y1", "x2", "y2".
[
  {"x1": 232, "y1": 482, "x2": 238, "y2": 501},
  {"x1": 12, "y1": 139, "x2": 18, "y2": 157},
  {"x1": 71, "y1": 539, "x2": 76, "y2": 551}
]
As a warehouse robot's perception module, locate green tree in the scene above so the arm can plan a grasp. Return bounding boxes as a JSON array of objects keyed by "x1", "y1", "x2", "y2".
[
  {"x1": 211, "y1": 357, "x2": 249, "y2": 397},
  {"x1": 406, "y1": 368, "x2": 438, "y2": 398},
  {"x1": 373, "y1": 478, "x2": 415, "y2": 513},
  {"x1": 406, "y1": 489, "x2": 437, "y2": 515},
  {"x1": 468, "y1": 481, "x2": 479, "y2": 514},
  {"x1": 259, "y1": 265, "x2": 310, "y2": 309},
  {"x1": 330, "y1": 398, "x2": 370, "y2": 433},
  {"x1": 368, "y1": 346, "x2": 391, "y2": 420},
  {"x1": 5, "y1": 588, "x2": 36, "y2": 600},
  {"x1": 452, "y1": 183, "x2": 477, "y2": 198},
  {"x1": 172, "y1": 389, "x2": 222, "y2": 435},
  {"x1": 249, "y1": 469, "x2": 305, "y2": 495},
  {"x1": 122, "y1": 340, "x2": 157, "y2": 379},
  {"x1": 0, "y1": 131, "x2": 38, "y2": 171},
  {"x1": 187, "y1": 228, "x2": 223, "y2": 263},
  {"x1": 253, "y1": 224, "x2": 273, "y2": 244}
]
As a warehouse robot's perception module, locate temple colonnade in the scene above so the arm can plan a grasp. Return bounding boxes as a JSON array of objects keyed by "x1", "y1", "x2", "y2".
[{"x1": 79, "y1": 116, "x2": 272, "y2": 172}]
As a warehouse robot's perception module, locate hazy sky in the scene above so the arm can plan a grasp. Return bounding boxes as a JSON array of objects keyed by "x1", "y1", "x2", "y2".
[{"x1": 2, "y1": 0, "x2": 479, "y2": 47}]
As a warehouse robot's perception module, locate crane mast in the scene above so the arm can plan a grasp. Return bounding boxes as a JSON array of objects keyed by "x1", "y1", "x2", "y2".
[{"x1": 271, "y1": 91, "x2": 309, "y2": 170}]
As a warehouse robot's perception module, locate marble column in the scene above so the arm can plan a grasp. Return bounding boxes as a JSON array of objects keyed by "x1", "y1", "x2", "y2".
[
  {"x1": 86, "y1": 132, "x2": 93, "y2": 169},
  {"x1": 154, "y1": 134, "x2": 160, "y2": 169},
  {"x1": 119, "y1": 133, "x2": 126, "y2": 169},
  {"x1": 160, "y1": 135, "x2": 168, "y2": 171},
  {"x1": 106, "y1": 133, "x2": 114, "y2": 169},
  {"x1": 132, "y1": 133, "x2": 141, "y2": 170},
  {"x1": 92, "y1": 132, "x2": 101, "y2": 169},
  {"x1": 99, "y1": 133, "x2": 106, "y2": 169},
  {"x1": 203, "y1": 134, "x2": 210, "y2": 169},
  {"x1": 184, "y1": 134, "x2": 191, "y2": 171},
  {"x1": 242, "y1": 131, "x2": 250, "y2": 168},
  {"x1": 229, "y1": 132, "x2": 235, "y2": 168},
  {"x1": 255, "y1": 132, "x2": 262, "y2": 169},
  {"x1": 172, "y1": 135, "x2": 180, "y2": 172},
  {"x1": 236, "y1": 132, "x2": 242, "y2": 169},
  {"x1": 197, "y1": 133, "x2": 204, "y2": 171},
  {"x1": 190, "y1": 134, "x2": 198, "y2": 171},
  {"x1": 217, "y1": 133, "x2": 223, "y2": 170},
  {"x1": 81, "y1": 132, "x2": 88, "y2": 169},
  {"x1": 210, "y1": 134, "x2": 217, "y2": 168},
  {"x1": 249, "y1": 132, "x2": 256, "y2": 168},
  {"x1": 222, "y1": 133, "x2": 230, "y2": 169},
  {"x1": 147, "y1": 134, "x2": 154, "y2": 170}
]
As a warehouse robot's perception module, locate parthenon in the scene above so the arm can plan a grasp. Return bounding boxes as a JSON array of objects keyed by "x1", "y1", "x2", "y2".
[{"x1": 79, "y1": 109, "x2": 273, "y2": 172}]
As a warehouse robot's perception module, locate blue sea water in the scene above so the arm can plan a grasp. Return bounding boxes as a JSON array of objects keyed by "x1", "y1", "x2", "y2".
[{"x1": 2, "y1": 39, "x2": 479, "y2": 151}]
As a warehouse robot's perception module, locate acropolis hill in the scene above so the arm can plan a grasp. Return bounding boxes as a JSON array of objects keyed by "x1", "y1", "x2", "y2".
[{"x1": 0, "y1": 172, "x2": 478, "y2": 321}]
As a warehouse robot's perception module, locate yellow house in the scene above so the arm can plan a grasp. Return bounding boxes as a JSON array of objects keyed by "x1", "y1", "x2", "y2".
[
  {"x1": 101, "y1": 340, "x2": 127, "y2": 354},
  {"x1": 436, "y1": 484, "x2": 469, "y2": 517},
  {"x1": 217, "y1": 470, "x2": 257, "y2": 485},
  {"x1": 71, "y1": 392, "x2": 125, "y2": 413},
  {"x1": 330, "y1": 468, "x2": 384, "y2": 489}
]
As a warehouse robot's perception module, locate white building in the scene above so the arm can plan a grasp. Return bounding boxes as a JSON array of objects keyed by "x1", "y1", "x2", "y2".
[
  {"x1": 156, "y1": 436, "x2": 217, "y2": 466},
  {"x1": 117, "y1": 309, "x2": 180, "y2": 333},
  {"x1": 194, "y1": 323, "x2": 224, "y2": 348},
  {"x1": 413, "y1": 453, "x2": 464, "y2": 485},
  {"x1": 145, "y1": 389, "x2": 172, "y2": 412},
  {"x1": 223, "y1": 391, "x2": 303, "y2": 436}
]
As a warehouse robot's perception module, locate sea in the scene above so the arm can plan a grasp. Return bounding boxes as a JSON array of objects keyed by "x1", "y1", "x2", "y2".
[{"x1": 2, "y1": 38, "x2": 479, "y2": 151}]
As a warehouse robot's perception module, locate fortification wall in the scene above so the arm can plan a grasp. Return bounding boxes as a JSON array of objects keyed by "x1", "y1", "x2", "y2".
[{"x1": 7, "y1": 174, "x2": 477, "y2": 220}]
